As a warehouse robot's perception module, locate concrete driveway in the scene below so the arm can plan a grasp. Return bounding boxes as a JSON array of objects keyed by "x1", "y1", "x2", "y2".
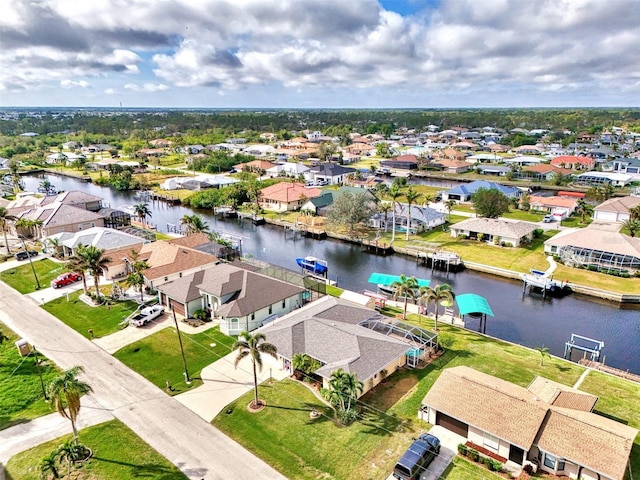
[{"x1": 176, "y1": 351, "x2": 289, "y2": 422}]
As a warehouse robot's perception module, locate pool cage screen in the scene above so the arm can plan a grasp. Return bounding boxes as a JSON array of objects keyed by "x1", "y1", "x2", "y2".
[{"x1": 557, "y1": 245, "x2": 640, "y2": 274}]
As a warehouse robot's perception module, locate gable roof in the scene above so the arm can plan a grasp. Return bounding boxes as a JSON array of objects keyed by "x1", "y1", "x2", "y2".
[
  {"x1": 18, "y1": 203, "x2": 104, "y2": 227},
  {"x1": 527, "y1": 195, "x2": 578, "y2": 209},
  {"x1": 594, "y1": 196, "x2": 640, "y2": 214},
  {"x1": 260, "y1": 297, "x2": 409, "y2": 382},
  {"x1": 452, "y1": 217, "x2": 537, "y2": 238},
  {"x1": 46, "y1": 227, "x2": 144, "y2": 251},
  {"x1": 260, "y1": 182, "x2": 322, "y2": 203},
  {"x1": 423, "y1": 367, "x2": 638, "y2": 480},
  {"x1": 309, "y1": 163, "x2": 355, "y2": 176}
]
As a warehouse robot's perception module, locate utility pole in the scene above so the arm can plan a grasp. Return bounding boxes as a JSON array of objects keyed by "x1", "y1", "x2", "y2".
[
  {"x1": 33, "y1": 346, "x2": 47, "y2": 400},
  {"x1": 171, "y1": 306, "x2": 191, "y2": 384},
  {"x1": 19, "y1": 235, "x2": 40, "y2": 290}
]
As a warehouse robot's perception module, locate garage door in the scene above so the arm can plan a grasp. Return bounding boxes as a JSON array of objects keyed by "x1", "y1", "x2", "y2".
[
  {"x1": 436, "y1": 412, "x2": 468, "y2": 437},
  {"x1": 168, "y1": 299, "x2": 185, "y2": 317}
]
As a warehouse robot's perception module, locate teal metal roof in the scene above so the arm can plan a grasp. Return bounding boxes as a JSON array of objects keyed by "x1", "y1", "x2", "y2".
[
  {"x1": 367, "y1": 273, "x2": 430, "y2": 288},
  {"x1": 456, "y1": 293, "x2": 494, "y2": 317}
]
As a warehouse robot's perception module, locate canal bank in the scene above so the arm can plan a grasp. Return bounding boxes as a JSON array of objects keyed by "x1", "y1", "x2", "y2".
[
  {"x1": 19, "y1": 173, "x2": 640, "y2": 375},
  {"x1": 262, "y1": 217, "x2": 640, "y2": 305}
]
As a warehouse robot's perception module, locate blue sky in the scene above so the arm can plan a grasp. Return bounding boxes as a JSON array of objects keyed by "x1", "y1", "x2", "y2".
[{"x1": 1, "y1": 0, "x2": 639, "y2": 108}]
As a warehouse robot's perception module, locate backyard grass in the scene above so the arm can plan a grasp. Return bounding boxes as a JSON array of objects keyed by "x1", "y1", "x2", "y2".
[
  {"x1": 0, "y1": 322, "x2": 59, "y2": 430},
  {"x1": 4, "y1": 419, "x2": 187, "y2": 480},
  {"x1": 0, "y1": 258, "x2": 65, "y2": 294},
  {"x1": 212, "y1": 317, "x2": 589, "y2": 480},
  {"x1": 326, "y1": 285, "x2": 344, "y2": 297},
  {"x1": 42, "y1": 290, "x2": 139, "y2": 339},
  {"x1": 114, "y1": 325, "x2": 236, "y2": 394}
]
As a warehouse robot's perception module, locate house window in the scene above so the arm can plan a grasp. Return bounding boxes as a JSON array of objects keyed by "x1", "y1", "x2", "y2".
[
  {"x1": 164, "y1": 277, "x2": 168, "y2": 282},
  {"x1": 557, "y1": 459, "x2": 565, "y2": 471},
  {"x1": 482, "y1": 432, "x2": 499, "y2": 451},
  {"x1": 282, "y1": 300, "x2": 286, "y2": 308},
  {"x1": 543, "y1": 452, "x2": 556, "y2": 469},
  {"x1": 251, "y1": 313, "x2": 255, "y2": 321},
  {"x1": 269, "y1": 305, "x2": 272, "y2": 315}
]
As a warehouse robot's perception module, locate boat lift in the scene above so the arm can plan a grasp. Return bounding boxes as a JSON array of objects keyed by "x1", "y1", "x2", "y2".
[{"x1": 564, "y1": 333, "x2": 604, "y2": 362}]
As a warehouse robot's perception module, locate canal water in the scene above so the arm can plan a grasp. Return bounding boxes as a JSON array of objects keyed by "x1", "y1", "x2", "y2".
[{"x1": 23, "y1": 174, "x2": 640, "y2": 374}]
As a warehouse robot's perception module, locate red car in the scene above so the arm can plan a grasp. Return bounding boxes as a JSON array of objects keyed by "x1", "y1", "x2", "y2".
[{"x1": 50, "y1": 272, "x2": 83, "y2": 288}]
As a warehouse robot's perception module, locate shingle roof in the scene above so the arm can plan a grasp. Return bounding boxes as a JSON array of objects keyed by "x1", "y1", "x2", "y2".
[
  {"x1": 451, "y1": 217, "x2": 537, "y2": 238},
  {"x1": 259, "y1": 182, "x2": 322, "y2": 203},
  {"x1": 528, "y1": 376, "x2": 597, "y2": 411},
  {"x1": 594, "y1": 196, "x2": 640, "y2": 214},
  {"x1": 260, "y1": 297, "x2": 409, "y2": 382},
  {"x1": 423, "y1": 366, "x2": 547, "y2": 449}
]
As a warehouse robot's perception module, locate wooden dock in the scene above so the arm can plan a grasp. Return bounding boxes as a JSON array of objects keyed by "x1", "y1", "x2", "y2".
[
  {"x1": 237, "y1": 211, "x2": 266, "y2": 225},
  {"x1": 360, "y1": 239, "x2": 393, "y2": 256},
  {"x1": 149, "y1": 191, "x2": 181, "y2": 204},
  {"x1": 579, "y1": 359, "x2": 640, "y2": 384}
]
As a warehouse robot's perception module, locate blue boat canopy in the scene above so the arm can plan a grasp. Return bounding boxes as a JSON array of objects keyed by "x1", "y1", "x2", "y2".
[
  {"x1": 456, "y1": 293, "x2": 494, "y2": 317},
  {"x1": 367, "y1": 273, "x2": 430, "y2": 288}
]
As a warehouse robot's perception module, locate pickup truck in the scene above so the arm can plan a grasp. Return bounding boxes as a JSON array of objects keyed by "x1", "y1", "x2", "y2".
[{"x1": 128, "y1": 305, "x2": 164, "y2": 327}]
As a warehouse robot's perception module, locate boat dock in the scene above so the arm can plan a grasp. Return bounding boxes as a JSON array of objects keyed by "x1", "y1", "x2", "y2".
[
  {"x1": 360, "y1": 238, "x2": 393, "y2": 255},
  {"x1": 282, "y1": 221, "x2": 327, "y2": 239},
  {"x1": 521, "y1": 256, "x2": 569, "y2": 298},
  {"x1": 579, "y1": 359, "x2": 640, "y2": 384},
  {"x1": 237, "y1": 211, "x2": 266, "y2": 225}
]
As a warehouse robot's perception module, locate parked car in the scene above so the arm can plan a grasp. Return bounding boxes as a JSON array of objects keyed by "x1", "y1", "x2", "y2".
[
  {"x1": 14, "y1": 250, "x2": 39, "y2": 261},
  {"x1": 50, "y1": 272, "x2": 83, "y2": 288},
  {"x1": 129, "y1": 305, "x2": 165, "y2": 327},
  {"x1": 392, "y1": 433, "x2": 441, "y2": 480},
  {"x1": 543, "y1": 214, "x2": 554, "y2": 223}
]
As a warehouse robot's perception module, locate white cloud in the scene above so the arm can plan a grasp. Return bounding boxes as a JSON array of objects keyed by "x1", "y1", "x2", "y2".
[
  {"x1": 1, "y1": 0, "x2": 639, "y2": 106},
  {"x1": 60, "y1": 79, "x2": 89, "y2": 88}
]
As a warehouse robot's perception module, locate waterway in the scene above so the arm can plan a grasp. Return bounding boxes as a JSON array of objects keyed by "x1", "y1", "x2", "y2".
[{"x1": 23, "y1": 173, "x2": 640, "y2": 375}]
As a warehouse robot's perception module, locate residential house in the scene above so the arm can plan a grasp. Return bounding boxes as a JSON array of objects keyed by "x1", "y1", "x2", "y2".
[
  {"x1": 477, "y1": 165, "x2": 511, "y2": 176},
  {"x1": 44, "y1": 226, "x2": 145, "y2": 258},
  {"x1": 307, "y1": 163, "x2": 355, "y2": 185},
  {"x1": 101, "y1": 235, "x2": 220, "y2": 287},
  {"x1": 372, "y1": 204, "x2": 445, "y2": 233},
  {"x1": 344, "y1": 175, "x2": 383, "y2": 189},
  {"x1": 433, "y1": 158, "x2": 472, "y2": 174},
  {"x1": 513, "y1": 145, "x2": 545, "y2": 155},
  {"x1": 443, "y1": 180, "x2": 521, "y2": 202},
  {"x1": 574, "y1": 171, "x2": 633, "y2": 187},
  {"x1": 526, "y1": 195, "x2": 578, "y2": 217},
  {"x1": 450, "y1": 218, "x2": 537, "y2": 247},
  {"x1": 266, "y1": 162, "x2": 310, "y2": 178},
  {"x1": 157, "y1": 262, "x2": 304, "y2": 332},
  {"x1": 260, "y1": 296, "x2": 415, "y2": 397},
  {"x1": 550, "y1": 155, "x2": 595, "y2": 170},
  {"x1": 522, "y1": 164, "x2": 573, "y2": 182},
  {"x1": 160, "y1": 174, "x2": 239, "y2": 191},
  {"x1": 420, "y1": 366, "x2": 637, "y2": 480},
  {"x1": 504, "y1": 156, "x2": 544, "y2": 166},
  {"x1": 544, "y1": 222, "x2": 640, "y2": 273},
  {"x1": 233, "y1": 159, "x2": 276, "y2": 173},
  {"x1": 380, "y1": 154, "x2": 419, "y2": 171},
  {"x1": 593, "y1": 196, "x2": 640, "y2": 222},
  {"x1": 259, "y1": 182, "x2": 322, "y2": 212}
]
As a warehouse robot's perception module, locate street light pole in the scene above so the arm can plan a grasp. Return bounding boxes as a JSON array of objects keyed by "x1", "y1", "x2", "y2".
[{"x1": 19, "y1": 235, "x2": 40, "y2": 290}]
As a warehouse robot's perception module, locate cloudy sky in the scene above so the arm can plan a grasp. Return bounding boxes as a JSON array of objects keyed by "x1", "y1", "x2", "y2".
[{"x1": 1, "y1": 0, "x2": 639, "y2": 108}]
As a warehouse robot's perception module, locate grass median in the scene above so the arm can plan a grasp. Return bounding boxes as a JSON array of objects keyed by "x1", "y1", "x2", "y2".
[
  {"x1": 42, "y1": 290, "x2": 139, "y2": 339},
  {"x1": 0, "y1": 321, "x2": 59, "y2": 430},
  {"x1": 114, "y1": 325, "x2": 236, "y2": 394},
  {"x1": 0, "y1": 258, "x2": 65, "y2": 294},
  {"x1": 5, "y1": 419, "x2": 187, "y2": 480}
]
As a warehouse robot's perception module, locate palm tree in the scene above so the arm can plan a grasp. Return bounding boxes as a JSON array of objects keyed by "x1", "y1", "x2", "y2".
[
  {"x1": 422, "y1": 193, "x2": 434, "y2": 208},
  {"x1": 445, "y1": 199, "x2": 457, "y2": 221},
  {"x1": 65, "y1": 248, "x2": 89, "y2": 294},
  {"x1": 420, "y1": 283, "x2": 454, "y2": 331},
  {"x1": 125, "y1": 250, "x2": 149, "y2": 302},
  {"x1": 629, "y1": 205, "x2": 640, "y2": 221},
  {"x1": 404, "y1": 186, "x2": 421, "y2": 241},
  {"x1": 0, "y1": 206, "x2": 14, "y2": 255},
  {"x1": 9, "y1": 160, "x2": 22, "y2": 193},
  {"x1": 391, "y1": 274, "x2": 418, "y2": 320},
  {"x1": 233, "y1": 331, "x2": 278, "y2": 409},
  {"x1": 536, "y1": 346, "x2": 550, "y2": 366},
  {"x1": 389, "y1": 184, "x2": 402, "y2": 244},
  {"x1": 180, "y1": 214, "x2": 211, "y2": 235},
  {"x1": 0, "y1": 327, "x2": 8, "y2": 345},
  {"x1": 378, "y1": 202, "x2": 392, "y2": 232},
  {"x1": 133, "y1": 203, "x2": 152, "y2": 229},
  {"x1": 40, "y1": 451, "x2": 61, "y2": 479},
  {"x1": 15, "y1": 218, "x2": 43, "y2": 238},
  {"x1": 76, "y1": 245, "x2": 110, "y2": 299},
  {"x1": 321, "y1": 368, "x2": 363, "y2": 425},
  {"x1": 622, "y1": 219, "x2": 640, "y2": 238},
  {"x1": 46, "y1": 366, "x2": 93, "y2": 442},
  {"x1": 576, "y1": 199, "x2": 594, "y2": 224}
]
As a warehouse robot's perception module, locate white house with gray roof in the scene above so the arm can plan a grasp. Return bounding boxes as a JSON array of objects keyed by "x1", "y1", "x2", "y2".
[
  {"x1": 259, "y1": 296, "x2": 411, "y2": 397},
  {"x1": 44, "y1": 226, "x2": 145, "y2": 257},
  {"x1": 157, "y1": 262, "x2": 305, "y2": 333},
  {"x1": 450, "y1": 218, "x2": 537, "y2": 247}
]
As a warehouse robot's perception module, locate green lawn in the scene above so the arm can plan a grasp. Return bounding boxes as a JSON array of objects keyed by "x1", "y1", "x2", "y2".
[
  {"x1": 0, "y1": 258, "x2": 65, "y2": 294},
  {"x1": 42, "y1": 290, "x2": 139, "y2": 339},
  {"x1": 213, "y1": 317, "x2": 587, "y2": 480},
  {"x1": 0, "y1": 322, "x2": 59, "y2": 430},
  {"x1": 5, "y1": 419, "x2": 187, "y2": 480},
  {"x1": 114, "y1": 326, "x2": 236, "y2": 394}
]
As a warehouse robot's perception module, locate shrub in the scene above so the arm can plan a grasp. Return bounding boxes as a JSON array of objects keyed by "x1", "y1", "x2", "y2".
[
  {"x1": 493, "y1": 237, "x2": 499, "y2": 245},
  {"x1": 192, "y1": 308, "x2": 210, "y2": 321},
  {"x1": 458, "y1": 234, "x2": 468, "y2": 240},
  {"x1": 533, "y1": 228, "x2": 544, "y2": 238},
  {"x1": 500, "y1": 241, "x2": 506, "y2": 247},
  {"x1": 458, "y1": 444, "x2": 468, "y2": 456}
]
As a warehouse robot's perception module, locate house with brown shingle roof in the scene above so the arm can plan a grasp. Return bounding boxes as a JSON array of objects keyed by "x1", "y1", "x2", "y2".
[
  {"x1": 526, "y1": 195, "x2": 578, "y2": 216},
  {"x1": 157, "y1": 262, "x2": 304, "y2": 330},
  {"x1": 102, "y1": 234, "x2": 220, "y2": 287},
  {"x1": 420, "y1": 366, "x2": 637, "y2": 479},
  {"x1": 259, "y1": 182, "x2": 322, "y2": 212}
]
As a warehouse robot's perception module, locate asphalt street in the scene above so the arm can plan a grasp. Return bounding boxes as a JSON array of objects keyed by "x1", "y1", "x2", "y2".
[{"x1": 0, "y1": 281, "x2": 286, "y2": 480}]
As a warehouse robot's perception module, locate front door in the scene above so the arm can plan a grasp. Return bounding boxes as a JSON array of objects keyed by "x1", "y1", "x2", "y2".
[{"x1": 509, "y1": 444, "x2": 524, "y2": 464}]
